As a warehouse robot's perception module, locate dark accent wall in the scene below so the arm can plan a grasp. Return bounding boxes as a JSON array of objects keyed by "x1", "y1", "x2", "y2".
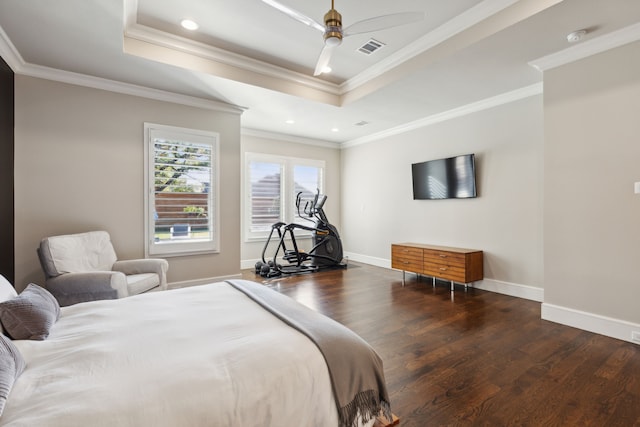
[{"x1": 0, "y1": 56, "x2": 14, "y2": 283}]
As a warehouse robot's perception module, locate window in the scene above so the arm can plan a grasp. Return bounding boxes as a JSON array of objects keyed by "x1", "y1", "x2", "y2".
[
  {"x1": 144, "y1": 123, "x2": 219, "y2": 256},
  {"x1": 245, "y1": 153, "x2": 324, "y2": 241}
]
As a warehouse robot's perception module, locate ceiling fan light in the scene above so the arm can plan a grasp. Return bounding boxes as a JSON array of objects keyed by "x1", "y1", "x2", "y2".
[{"x1": 325, "y1": 35, "x2": 342, "y2": 47}]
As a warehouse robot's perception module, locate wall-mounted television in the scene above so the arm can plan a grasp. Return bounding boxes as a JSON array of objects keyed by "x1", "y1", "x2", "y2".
[{"x1": 412, "y1": 154, "x2": 477, "y2": 200}]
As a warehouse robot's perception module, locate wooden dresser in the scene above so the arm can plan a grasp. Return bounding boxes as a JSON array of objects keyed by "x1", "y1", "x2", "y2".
[{"x1": 391, "y1": 243, "x2": 483, "y2": 291}]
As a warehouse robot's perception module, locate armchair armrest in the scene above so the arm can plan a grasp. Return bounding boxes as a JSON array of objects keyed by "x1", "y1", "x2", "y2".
[
  {"x1": 45, "y1": 271, "x2": 128, "y2": 307},
  {"x1": 112, "y1": 258, "x2": 169, "y2": 290}
]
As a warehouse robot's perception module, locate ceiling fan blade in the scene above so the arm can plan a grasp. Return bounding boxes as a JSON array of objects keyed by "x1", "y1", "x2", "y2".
[
  {"x1": 343, "y1": 12, "x2": 424, "y2": 36},
  {"x1": 313, "y1": 45, "x2": 335, "y2": 76},
  {"x1": 260, "y1": 0, "x2": 325, "y2": 33}
]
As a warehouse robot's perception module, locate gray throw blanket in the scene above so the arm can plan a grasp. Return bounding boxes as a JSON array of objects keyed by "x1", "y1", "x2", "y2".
[{"x1": 226, "y1": 279, "x2": 391, "y2": 427}]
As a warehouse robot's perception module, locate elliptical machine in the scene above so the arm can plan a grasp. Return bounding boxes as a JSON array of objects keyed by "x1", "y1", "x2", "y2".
[{"x1": 255, "y1": 190, "x2": 345, "y2": 278}]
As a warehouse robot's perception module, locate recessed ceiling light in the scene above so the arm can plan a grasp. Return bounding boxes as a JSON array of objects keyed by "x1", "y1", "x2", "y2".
[
  {"x1": 331, "y1": 128, "x2": 339, "y2": 132},
  {"x1": 322, "y1": 66, "x2": 332, "y2": 74},
  {"x1": 285, "y1": 119, "x2": 295, "y2": 124},
  {"x1": 181, "y1": 19, "x2": 199, "y2": 31}
]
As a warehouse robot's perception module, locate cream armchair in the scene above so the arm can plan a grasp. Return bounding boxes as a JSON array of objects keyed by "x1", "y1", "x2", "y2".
[{"x1": 37, "y1": 231, "x2": 169, "y2": 306}]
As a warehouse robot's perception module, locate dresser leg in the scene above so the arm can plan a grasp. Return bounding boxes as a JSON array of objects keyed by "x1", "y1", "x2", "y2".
[
  {"x1": 450, "y1": 281, "x2": 454, "y2": 292},
  {"x1": 432, "y1": 276, "x2": 435, "y2": 287},
  {"x1": 402, "y1": 270, "x2": 405, "y2": 286}
]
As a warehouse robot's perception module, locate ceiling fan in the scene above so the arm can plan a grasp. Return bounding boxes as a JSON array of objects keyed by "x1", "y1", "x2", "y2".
[{"x1": 260, "y1": 0, "x2": 424, "y2": 76}]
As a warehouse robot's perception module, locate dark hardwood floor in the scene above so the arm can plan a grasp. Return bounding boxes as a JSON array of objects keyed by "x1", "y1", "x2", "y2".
[{"x1": 242, "y1": 262, "x2": 640, "y2": 426}]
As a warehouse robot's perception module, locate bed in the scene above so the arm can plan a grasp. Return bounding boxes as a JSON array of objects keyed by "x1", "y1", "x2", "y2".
[{"x1": 0, "y1": 278, "x2": 393, "y2": 427}]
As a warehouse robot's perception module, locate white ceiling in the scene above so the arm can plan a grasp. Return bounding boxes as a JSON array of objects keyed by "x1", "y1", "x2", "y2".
[{"x1": 1, "y1": 0, "x2": 639, "y2": 145}]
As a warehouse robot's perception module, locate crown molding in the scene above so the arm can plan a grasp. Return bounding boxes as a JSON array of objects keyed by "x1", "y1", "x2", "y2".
[
  {"x1": 22, "y1": 63, "x2": 246, "y2": 114},
  {"x1": 241, "y1": 128, "x2": 339, "y2": 149},
  {"x1": 0, "y1": 8, "x2": 245, "y2": 115},
  {"x1": 0, "y1": 24, "x2": 24, "y2": 72},
  {"x1": 0, "y1": 45, "x2": 244, "y2": 115},
  {"x1": 244, "y1": 82, "x2": 543, "y2": 149},
  {"x1": 340, "y1": 82, "x2": 542, "y2": 148},
  {"x1": 0, "y1": 8, "x2": 244, "y2": 114},
  {"x1": 123, "y1": 0, "x2": 343, "y2": 105},
  {"x1": 124, "y1": 23, "x2": 340, "y2": 98},
  {"x1": 341, "y1": 0, "x2": 521, "y2": 93},
  {"x1": 529, "y1": 22, "x2": 640, "y2": 71}
]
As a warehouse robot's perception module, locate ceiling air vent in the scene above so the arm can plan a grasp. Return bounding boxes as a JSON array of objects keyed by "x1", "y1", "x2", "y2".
[{"x1": 357, "y1": 39, "x2": 385, "y2": 55}]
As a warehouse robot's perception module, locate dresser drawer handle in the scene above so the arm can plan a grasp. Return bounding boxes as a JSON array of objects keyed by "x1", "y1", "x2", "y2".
[
  {"x1": 439, "y1": 254, "x2": 447, "y2": 258},
  {"x1": 439, "y1": 267, "x2": 448, "y2": 271}
]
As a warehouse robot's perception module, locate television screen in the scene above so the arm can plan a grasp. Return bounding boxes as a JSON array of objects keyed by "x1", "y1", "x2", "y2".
[{"x1": 412, "y1": 154, "x2": 477, "y2": 200}]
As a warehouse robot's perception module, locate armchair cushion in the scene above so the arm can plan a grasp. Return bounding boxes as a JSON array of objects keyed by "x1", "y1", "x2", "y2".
[
  {"x1": 113, "y1": 259, "x2": 169, "y2": 290},
  {"x1": 126, "y1": 274, "x2": 160, "y2": 295},
  {"x1": 39, "y1": 231, "x2": 117, "y2": 278}
]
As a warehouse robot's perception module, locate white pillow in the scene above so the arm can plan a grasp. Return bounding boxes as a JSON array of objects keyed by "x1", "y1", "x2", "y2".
[
  {"x1": 0, "y1": 275, "x2": 17, "y2": 336},
  {"x1": 0, "y1": 276, "x2": 16, "y2": 304}
]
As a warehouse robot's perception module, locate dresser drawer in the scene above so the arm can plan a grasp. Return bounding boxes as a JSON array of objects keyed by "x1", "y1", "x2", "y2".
[
  {"x1": 422, "y1": 264, "x2": 466, "y2": 282},
  {"x1": 423, "y1": 249, "x2": 466, "y2": 268},
  {"x1": 423, "y1": 251, "x2": 483, "y2": 282},
  {"x1": 391, "y1": 245, "x2": 423, "y2": 273}
]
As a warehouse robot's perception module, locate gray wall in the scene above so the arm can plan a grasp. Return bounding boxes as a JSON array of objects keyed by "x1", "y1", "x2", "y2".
[
  {"x1": 544, "y1": 40, "x2": 640, "y2": 325},
  {"x1": 14, "y1": 76, "x2": 242, "y2": 291},
  {"x1": 340, "y1": 95, "x2": 544, "y2": 295}
]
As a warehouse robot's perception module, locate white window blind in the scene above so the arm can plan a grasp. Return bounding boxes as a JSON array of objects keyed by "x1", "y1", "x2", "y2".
[
  {"x1": 249, "y1": 161, "x2": 282, "y2": 234},
  {"x1": 292, "y1": 164, "x2": 323, "y2": 225},
  {"x1": 244, "y1": 153, "x2": 324, "y2": 241},
  {"x1": 144, "y1": 123, "x2": 219, "y2": 256}
]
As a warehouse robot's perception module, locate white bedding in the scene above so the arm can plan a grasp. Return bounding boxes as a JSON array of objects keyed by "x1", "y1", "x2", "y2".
[{"x1": 1, "y1": 282, "x2": 349, "y2": 426}]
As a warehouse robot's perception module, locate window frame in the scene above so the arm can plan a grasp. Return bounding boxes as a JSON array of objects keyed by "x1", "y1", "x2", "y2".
[
  {"x1": 244, "y1": 152, "x2": 325, "y2": 242},
  {"x1": 144, "y1": 123, "x2": 220, "y2": 257}
]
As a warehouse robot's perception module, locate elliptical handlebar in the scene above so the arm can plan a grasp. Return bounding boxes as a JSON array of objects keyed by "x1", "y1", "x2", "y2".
[
  {"x1": 296, "y1": 191, "x2": 312, "y2": 221},
  {"x1": 296, "y1": 190, "x2": 329, "y2": 226}
]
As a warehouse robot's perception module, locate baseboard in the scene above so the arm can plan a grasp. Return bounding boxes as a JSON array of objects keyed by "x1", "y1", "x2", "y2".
[
  {"x1": 168, "y1": 273, "x2": 242, "y2": 289},
  {"x1": 473, "y1": 278, "x2": 544, "y2": 302},
  {"x1": 241, "y1": 258, "x2": 262, "y2": 270},
  {"x1": 542, "y1": 303, "x2": 640, "y2": 345},
  {"x1": 342, "y1": 252, "x2": 389, "y2": 268}
]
